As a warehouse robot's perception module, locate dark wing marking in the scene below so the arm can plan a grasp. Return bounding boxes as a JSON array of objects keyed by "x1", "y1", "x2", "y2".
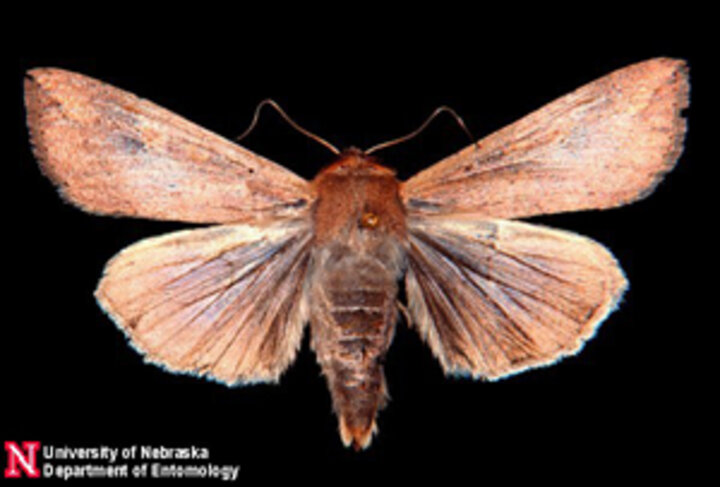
[{"x1": 25, "y1": 68, "x2": 312, "y2": 223}]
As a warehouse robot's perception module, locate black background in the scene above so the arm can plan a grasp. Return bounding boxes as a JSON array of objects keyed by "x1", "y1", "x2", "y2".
[{"x1": 5, "y1": 10, "x2": 709, "y2": 483}]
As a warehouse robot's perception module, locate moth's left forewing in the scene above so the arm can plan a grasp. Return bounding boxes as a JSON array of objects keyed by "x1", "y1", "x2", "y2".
[
  {"x1": 402, "y1": 58, "x2": 689, "y2": 219},
  {"x1": 404, "y1": 216, "x2": 627, "y2": 380},
  {"x1": 95, "y1": 218, "x2": 312, "y2": 385}
]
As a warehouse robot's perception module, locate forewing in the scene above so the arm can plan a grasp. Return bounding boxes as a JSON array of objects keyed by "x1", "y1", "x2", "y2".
[
  {"x1": 402, "y1": 58, "x2": 689, "y2": 218},
  {"x1": 95, "y1": 220, "x2": 312, "y2": 385},
  {"x1": 25, "y1": 68, "x2": 312, "y2": 223},
  {"x1": 404, "y1": 216, "x2": 627, "y2": 380}
]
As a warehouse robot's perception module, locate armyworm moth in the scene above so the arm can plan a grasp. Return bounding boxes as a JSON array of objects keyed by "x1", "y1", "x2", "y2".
[{"x1": 24, "y1": 58, "x2": 689, "y2": 449}]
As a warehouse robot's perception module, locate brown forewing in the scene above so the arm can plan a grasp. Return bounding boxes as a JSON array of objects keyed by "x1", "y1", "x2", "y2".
[
  {"x1": 95, "y1": 220, "x2": 312, "y2": 385},
  {"x1": 402, "y1": 58, "x2": 689, "y2": 218},
  {"x1": 25, "y1": 68, "x2": 313, "y2": 224},
  {"x1": 404, "y1": 216, "x2": 627, "y2": 379}
]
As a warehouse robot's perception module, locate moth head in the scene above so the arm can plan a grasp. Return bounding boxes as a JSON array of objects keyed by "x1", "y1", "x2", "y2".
[{"x1": 319, "y1": 147, "x2": 396, "y2": 177}]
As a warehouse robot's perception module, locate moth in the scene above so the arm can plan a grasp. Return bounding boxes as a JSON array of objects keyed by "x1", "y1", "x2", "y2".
[{"x1": 24, "y1": 58, "x2": 689, "y2": 450}]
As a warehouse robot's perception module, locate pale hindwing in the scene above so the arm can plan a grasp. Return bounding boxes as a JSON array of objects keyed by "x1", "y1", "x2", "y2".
[
  {"x1": 404, "y1": 217, "x2": 628, "y2": 380},
  {"x1": 24, "y1": 68, "x2": 312, "y2": 223},
  {"x1": 95, "y1": 220, "x2": 312, "y2": 385},
  {"x1": 402, "y1": 58, "x2": 689, "y2": 219}
]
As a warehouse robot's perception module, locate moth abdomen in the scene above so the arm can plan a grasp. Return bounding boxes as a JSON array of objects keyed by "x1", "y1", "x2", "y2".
[
  {"x1": 323, "y1": 295, "x2": 395, "y2": 450},
  {"x1": 309, "y1": 251, "x2": 399, "y2": 450},
  {"x1": 329, "y1": 357, "x2": 387, "y2": 450}
]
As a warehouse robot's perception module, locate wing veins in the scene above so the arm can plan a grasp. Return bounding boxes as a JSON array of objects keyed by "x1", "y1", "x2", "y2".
[
  {"x1": 207, "y1": 233, "x2": 311, "y2": 378},
  {"x1": 141, "y1": 230, "x2": 308, "y2": 373},
  {"x1": 411, "y1": 229, "x2": 581, "y2": 314},
  {"x1": 408, "y1": 258, "x2": 478, "y2": 370},
  {"x1": 410, "y1": 226, "x2": 592, "y2": 351},
  {"x1": 136, "y1": 240, "x2": 287, "y2": 333},
  {"x1": 410, "y1": 238, "x2": 500, "y2": 370},
  {"x1": 228, "y1": 240, "x2": 311, "y2": 378},
  {"x1": 413, "y1": 227, "x2": 574, "y2": 287},
  {"x1": 414, "y1": 236, "x2": 539, "y2": 358}
]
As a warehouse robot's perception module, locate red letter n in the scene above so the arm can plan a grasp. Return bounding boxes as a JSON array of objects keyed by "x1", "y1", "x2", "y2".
[{"x1": 4, "y1": 441, "x2": 40, "y2": 478}]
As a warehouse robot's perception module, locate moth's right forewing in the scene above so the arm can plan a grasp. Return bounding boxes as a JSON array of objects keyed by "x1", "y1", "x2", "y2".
[
  {"x1": 95, "y1": 219, "x2": 312, "y2": 385},
  {"x1": 25, "y1": 68, "x2": 313, "y2": 224},
  {"x1": 405, "y1": 216, "x2": 627, "y2": 380},
  {"x1": 402, "y1": 58, "x2": 689, "y2": 218}
]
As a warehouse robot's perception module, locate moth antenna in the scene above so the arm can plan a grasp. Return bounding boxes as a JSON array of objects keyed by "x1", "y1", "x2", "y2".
[
  {"x1": 364, "y1": 105, "x2": 478, "y2": 155},
  {"x1": 236, "y1": 98, "x2": 340, "y2": 155}
]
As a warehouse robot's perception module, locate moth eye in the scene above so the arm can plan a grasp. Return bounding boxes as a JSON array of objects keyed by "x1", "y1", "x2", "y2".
[{"x1": 360, "y1": 212, "x2": 379, "y2": 229}]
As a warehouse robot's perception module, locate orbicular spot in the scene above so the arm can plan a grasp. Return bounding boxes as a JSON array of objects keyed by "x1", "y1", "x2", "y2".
[
  {"x1": 360, "y1": 212, "x2": 379, "y2": 229},
  {"x1": 115, "y1": 134, "x2": 146, "y2": 154}
]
